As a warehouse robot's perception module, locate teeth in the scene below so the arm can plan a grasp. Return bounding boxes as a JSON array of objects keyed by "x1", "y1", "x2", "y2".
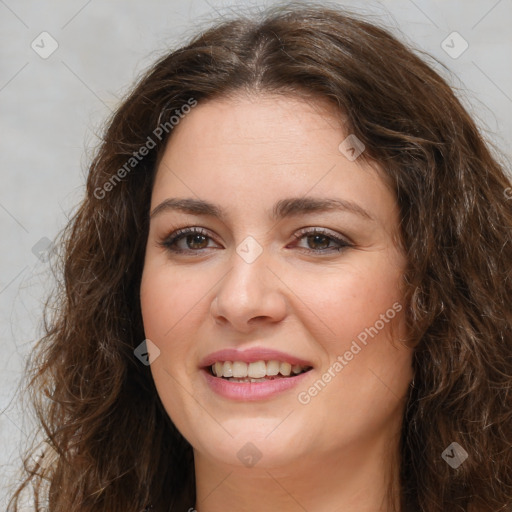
[
  {"x1": 226, "y1": 377, "x2": 271, "y2": 383},
  {"x1": 215, "y1": 361, "x2": 224, "y2": 377},
  {"x1": 222, "y1": 361, "x2": 233, "y2": 378},
  {"x1": 232, "y1": 361, "x2": 247, "y2": 378},
  {"x1": 280, "y1": 362, "x2": 292, "y2": 376},
  {"x1": 210, "y1": 360, "x2": 310, "y2": 378},
  {"x1": 266, "y1": 360, "x2": 280, "y2": 376},
  {"x1": 292, "y1": 364, "x2": 303, "y2": 374},
  {"x1": 248, "y1": 361, "x2": 267, "y2": 378}
]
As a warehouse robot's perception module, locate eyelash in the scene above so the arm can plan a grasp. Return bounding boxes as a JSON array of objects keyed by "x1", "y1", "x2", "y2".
[{"x1": 158, "y1": 227, "x2": 353, "y2": 255}]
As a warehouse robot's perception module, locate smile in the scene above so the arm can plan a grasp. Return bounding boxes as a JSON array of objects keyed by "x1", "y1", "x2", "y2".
[
  {"x1": 202, "y1": 362, "x2": 313, "y2": 401},
  {"x1": 209, "y1": 360, "x2": 312, "y2": 381}
]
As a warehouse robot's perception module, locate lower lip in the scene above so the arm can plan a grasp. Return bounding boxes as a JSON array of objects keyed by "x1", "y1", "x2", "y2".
[{"x1": 201, "y1": 369, "x2": 312, "y2": 401}]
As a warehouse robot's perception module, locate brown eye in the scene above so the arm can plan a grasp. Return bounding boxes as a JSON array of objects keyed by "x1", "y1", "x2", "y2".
[
  {"x1": 160, "y1": 227, "x2": 218, "y2": 253},
  {"x1": 159, "y1": 227, "x2": 352, "y2": 255},
  {"x1": 306, "y1": 234, "x2": 331, "y2": 250},
  {"x1": 291, "y1": 228, "x2": 352, "y2": 254},
  {"x1": 185, "y1": 233, "x2": 209, "y2": 250}
]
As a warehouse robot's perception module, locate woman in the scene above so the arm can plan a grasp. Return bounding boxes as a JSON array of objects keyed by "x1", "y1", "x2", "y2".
[{"x1": 8, "y1": 3, "x2": 512, "y2": 511}]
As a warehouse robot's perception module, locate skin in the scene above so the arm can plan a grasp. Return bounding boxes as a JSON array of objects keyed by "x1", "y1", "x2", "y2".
[{"x1": 140, "y1": 93, "x2": 413, "y2": 512}]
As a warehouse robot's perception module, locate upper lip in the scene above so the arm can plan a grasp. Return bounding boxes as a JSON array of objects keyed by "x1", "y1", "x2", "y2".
[{"x1": 199, "y1": 347, "x2": 314, "y2": 369}]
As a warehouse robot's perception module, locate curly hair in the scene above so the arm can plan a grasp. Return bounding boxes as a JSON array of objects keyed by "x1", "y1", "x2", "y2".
[{"x1": 8, "y1": 2, "x2": 512, "y2": 511}]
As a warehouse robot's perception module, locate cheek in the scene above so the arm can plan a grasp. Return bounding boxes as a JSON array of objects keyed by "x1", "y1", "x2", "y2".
[
  {"x1": 139, "y1": 265, "x2": 206, "y2": 429},
  {"x1": 139, "y1": 265, "x2": 202, "y2": 399},
  {"x1": 289, "y1": 252, "x2": 410, "y2": 393},
  {"x1": 287, "y1": 255, "x2": 404, "y2": 349},
  {"x1": 292, "y1": 265, "x2": 411, "y2": 440},
  {"x1": 140, "y1": 263, "x2": 207, "y2": 341}
]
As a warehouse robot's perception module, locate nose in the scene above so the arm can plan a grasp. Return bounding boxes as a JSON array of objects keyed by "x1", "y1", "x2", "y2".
[{"x1": 210, "y1": 249, "x2": 287, "y2": 333}]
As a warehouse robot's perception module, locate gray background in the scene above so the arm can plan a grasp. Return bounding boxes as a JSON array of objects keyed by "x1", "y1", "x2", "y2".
[{"x1": 1, "y1": 0, "x2": 511, "y2": 506}]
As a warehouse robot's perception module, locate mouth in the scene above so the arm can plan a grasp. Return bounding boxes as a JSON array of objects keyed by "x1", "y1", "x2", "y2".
[{"x1": 204, "y1": 360, "x2": 313, "y2": 383}]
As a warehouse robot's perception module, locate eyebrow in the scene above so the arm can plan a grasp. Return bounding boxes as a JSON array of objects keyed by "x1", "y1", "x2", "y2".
[{"x1": 150, "y1": 196, "x2": 374, "y2": 222}]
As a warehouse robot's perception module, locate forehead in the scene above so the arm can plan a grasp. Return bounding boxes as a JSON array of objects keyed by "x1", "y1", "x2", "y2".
[
  {"x1": 165, "y1": 92, "x2": 345, "y2": 156},
  {"x1": 151, "y1": 93, "x2": 396, "y2": 231}
]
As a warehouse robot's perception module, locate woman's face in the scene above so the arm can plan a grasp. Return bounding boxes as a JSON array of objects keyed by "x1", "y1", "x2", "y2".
[{"x1": 140, "y1": 93, "x2": 413, "y2": 472}]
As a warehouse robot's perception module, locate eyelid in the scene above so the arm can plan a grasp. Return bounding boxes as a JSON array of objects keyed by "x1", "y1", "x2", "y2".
[
  {"x1": 291, "y1": 226, "x2": 353, "y2": 245},
  {"x1": 158, "y1": 225, "x2": 353, "y2": 254},
  {"x1": 157, "y1": 226, "x2": 220, "y2": 253}
]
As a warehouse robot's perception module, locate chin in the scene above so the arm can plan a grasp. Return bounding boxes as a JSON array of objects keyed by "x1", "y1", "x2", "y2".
[{"x1": 190, "y1": 426, "x2": 305, "y2": 470}]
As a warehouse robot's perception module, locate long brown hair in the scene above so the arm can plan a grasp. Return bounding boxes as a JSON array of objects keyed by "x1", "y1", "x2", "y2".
[{"x1": 8, "y1": 3, "x2": 512, "y2": 511}]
